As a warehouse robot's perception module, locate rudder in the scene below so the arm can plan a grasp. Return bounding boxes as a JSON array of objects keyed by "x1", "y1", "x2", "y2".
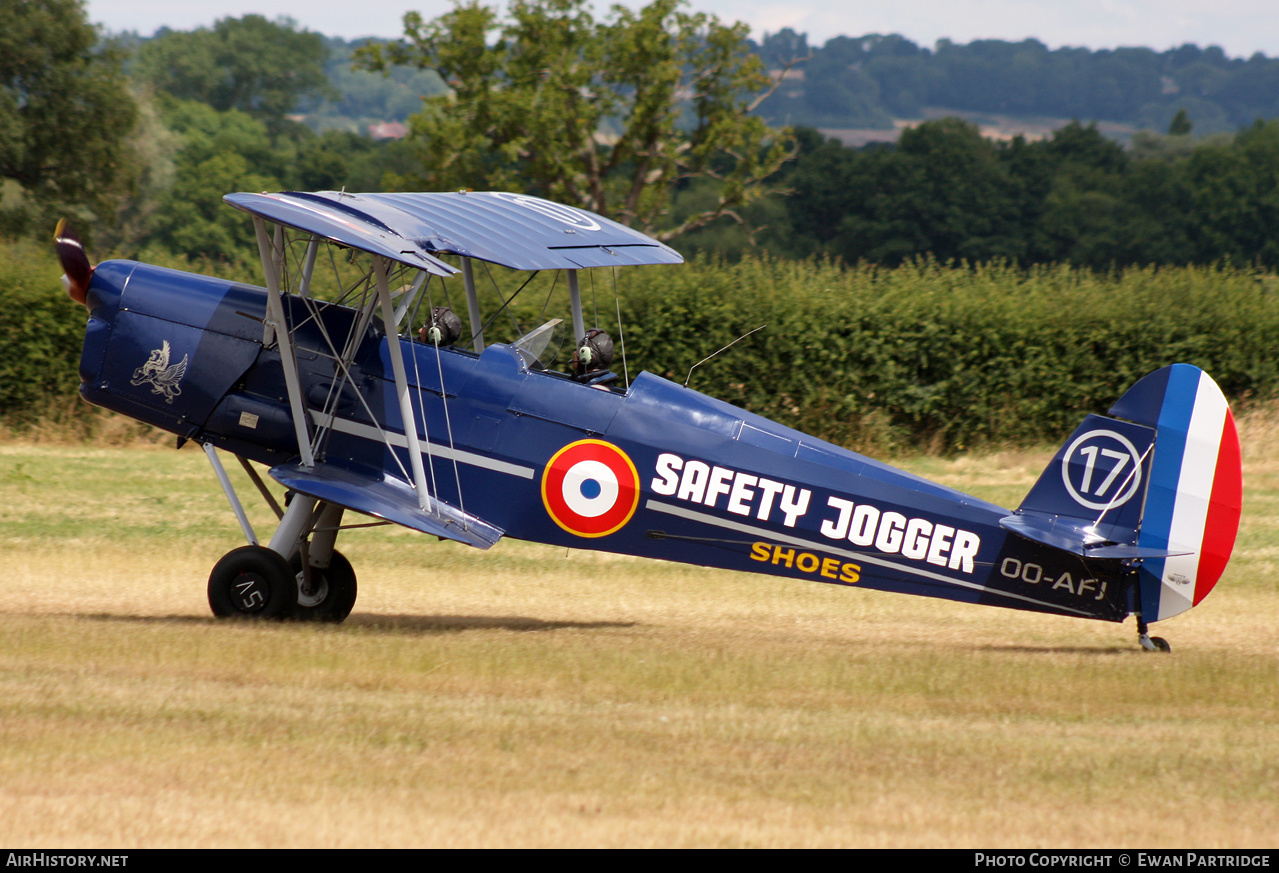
[{"x1": 1114, "y1": 365, "x2": 1242, "y2": 621}]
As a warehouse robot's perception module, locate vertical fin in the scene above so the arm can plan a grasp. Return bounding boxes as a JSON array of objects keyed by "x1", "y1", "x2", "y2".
[{"x1": 1013, "y1": 413, "x2": 1156, "y2": 545}]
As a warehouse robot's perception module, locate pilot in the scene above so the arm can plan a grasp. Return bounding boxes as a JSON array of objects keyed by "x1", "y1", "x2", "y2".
[
  {"x1": 418, "y1": 307, "x2": 463, "y2": 346},
  {"x1": 570, "y1": 328, "x2": 616, "y2": 386}
]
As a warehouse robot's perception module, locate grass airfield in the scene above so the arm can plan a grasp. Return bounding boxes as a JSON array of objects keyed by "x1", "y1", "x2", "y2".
[{"x1": 0, "y1": 422, "x2": 1276, "y2": 848}]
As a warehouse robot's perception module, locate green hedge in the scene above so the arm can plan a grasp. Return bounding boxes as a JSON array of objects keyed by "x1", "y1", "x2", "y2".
[
  {"x1": 616, "y1": 258, "x2": 1279, "y2": 451},
  {"x1": 5, "y1": 240, "x2": 1278, "y2": 451},
  {"x1": 0, "y1": 241, "x2": 86, "y2": 425}
]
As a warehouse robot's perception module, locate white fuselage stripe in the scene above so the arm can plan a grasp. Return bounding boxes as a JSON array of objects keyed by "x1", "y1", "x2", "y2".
[
  {"x1": 645, "y1": 499, "x2": 1094, "y2": 617},
  {"x1": 310, "y1": 411, "x2": 536, "y2": 480}
]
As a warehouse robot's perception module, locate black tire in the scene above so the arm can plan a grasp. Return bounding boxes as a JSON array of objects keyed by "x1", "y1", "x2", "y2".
[
  {"x1": 289, "y1": 550, "x2": 357, "y2": 623},
  {"x1": 1151, "y1": 636, "x2": 1172, "y2": 653},
  {"x1": 208, "y1": 546, "x2": 297, "y2": 619}
]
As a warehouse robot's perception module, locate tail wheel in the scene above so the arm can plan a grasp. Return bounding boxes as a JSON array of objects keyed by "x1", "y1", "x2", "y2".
[
  {"x1": 289, "y1": 550, "x2": 357, "y2": 623},
  {"x1": 208, "y1": 546, "x2": 296, "y2": 619}
]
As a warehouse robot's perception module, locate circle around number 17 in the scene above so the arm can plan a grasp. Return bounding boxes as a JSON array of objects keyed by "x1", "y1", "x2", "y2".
[{"x1": 1060, "y1": 429, "x2": 1143, "y2": 511}]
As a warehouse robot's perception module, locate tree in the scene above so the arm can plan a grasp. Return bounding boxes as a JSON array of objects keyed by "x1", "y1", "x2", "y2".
[
  {"x1": 801, "y1": 38, "x2": 892, "y2": 128},
  {"x1": 135, "y1": 97, "x2": 288, "y2": 262},
  {"x1": 134, "y1": 16, "x2": 333, "y2": 129},
  {"x1": 356, "y1": 0, "x2": 794, "y2": 240},
  {"x1": 0, "y1": 0, "x2": 137, "y2": 235},
  {"x1": 1169, "y1": 107, "x2": 1193, "y2": 135},
  {"x1": 818, "y1": 119, "x2": 1024, "y2": 265},
  {"x1": 1183, "y1": 120, "x2": 1279, "y2": 266}
]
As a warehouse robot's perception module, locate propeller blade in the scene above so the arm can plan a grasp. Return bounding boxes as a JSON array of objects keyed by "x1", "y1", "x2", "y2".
[{"x1": 54, "y1": 218, "x2": 93, "y2": 306}]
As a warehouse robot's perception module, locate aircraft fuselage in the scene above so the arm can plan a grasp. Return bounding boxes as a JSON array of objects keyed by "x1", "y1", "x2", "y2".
[{"x1": 78, "y1": 260, "x2": 1137, "y2": 622}]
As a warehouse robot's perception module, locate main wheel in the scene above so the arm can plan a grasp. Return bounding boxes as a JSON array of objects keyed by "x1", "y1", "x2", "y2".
[
  {"x1": 208, "y1": 546, "x2": 297, "y2": 619},
  {"x1": 289, "y1": 550, "x2": 357, "y2": 623}
]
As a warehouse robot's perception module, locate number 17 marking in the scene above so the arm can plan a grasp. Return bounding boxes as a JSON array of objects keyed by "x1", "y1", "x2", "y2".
[{"x1": 1078, "y1": 446, "x2": 1129, "y2": 497}]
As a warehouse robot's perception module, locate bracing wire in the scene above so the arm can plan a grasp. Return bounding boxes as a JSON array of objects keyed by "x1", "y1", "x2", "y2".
[
  {"x1": 289, "y1": 241, "x2": 415, "y2": 486},
  {"x1": 1092, "y1": 442, "x2": 1155, "y2": 530},
  {"x1": 425, "y1": 280, "x2": 468, "y2": 527},
  {"x1": 481, "y1": 261, "x2": 525, "y2": 338},
  {"x1": 467, "y1": 270, "x2": 540, "y2": 348},
  {"x1": 535, "y1": 270, "x2": 561, "y2": 325},
  {"x1": 441, "y1": 270, "x2": 457, "y2": 314},
  {"x1": 406, "y1": 316, "x2": 441, "y2": 506},
  {"x1": 406, "y1": 273, "x2": 431, "y2": 337},
  {"x1": 590, "y1": 269, "x2": 599, "y2": 328}
]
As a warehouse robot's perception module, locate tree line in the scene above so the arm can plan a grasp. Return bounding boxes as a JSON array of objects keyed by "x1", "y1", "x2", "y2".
[
  {"x1": 2, "y1": 0, "x2": 1279, "y2": 272},
  {"x1": 753, "y1": 29, "x2": 1279, "y2": 135},
  {"x1": 693, "y1": 116, "x2": 1279, "y2": 271}
]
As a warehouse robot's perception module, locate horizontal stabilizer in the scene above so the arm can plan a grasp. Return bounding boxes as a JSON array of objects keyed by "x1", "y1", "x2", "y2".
[
  {"x1": 270, "y1": 462, "x2": 504, "y2": 550},
  {"x1": 999, "y1": 515, "x2": 1190, "y2": 559}
]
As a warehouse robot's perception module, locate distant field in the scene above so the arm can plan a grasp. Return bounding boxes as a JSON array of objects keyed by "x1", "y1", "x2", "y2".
[
  {"x1": 820, "y1": 109, "x2": 1139, "y2": 148},
  {"x1": 0, "y1": 425, "x2": 1275, "y2": 848}
]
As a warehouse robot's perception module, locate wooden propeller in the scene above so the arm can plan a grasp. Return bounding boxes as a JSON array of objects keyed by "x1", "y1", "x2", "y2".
[{"x1": 54, "y1": 219, "x2": 93, "y2": 306}]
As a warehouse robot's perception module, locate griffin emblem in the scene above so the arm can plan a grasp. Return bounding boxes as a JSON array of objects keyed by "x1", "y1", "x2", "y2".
[{"x1": 131, "y1": 340, "x2": 188, "y2": 404}]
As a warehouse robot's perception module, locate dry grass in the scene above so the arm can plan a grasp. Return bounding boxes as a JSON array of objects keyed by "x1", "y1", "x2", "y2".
[
  {"x1": 0, "y1": 401, "x2": 172, "y2": 447},
  {"x1": 0, "y1": 415, "x2": 1276, "y2": 848}
]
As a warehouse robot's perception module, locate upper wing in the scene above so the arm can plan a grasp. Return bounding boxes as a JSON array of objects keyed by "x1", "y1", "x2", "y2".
[{"x1": 223, "y1": 190, "x2": 684, "y2": 272}]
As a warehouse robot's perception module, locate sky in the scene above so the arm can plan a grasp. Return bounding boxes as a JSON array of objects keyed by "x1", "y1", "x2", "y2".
[{"x1": 85, "y1": 0, "x2": 1279, "y2": 58}]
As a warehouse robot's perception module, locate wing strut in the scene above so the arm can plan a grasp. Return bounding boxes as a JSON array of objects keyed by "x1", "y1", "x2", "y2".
[
  {"x1": 375, "y1": 255, "x2": 433, "y2": 511},
  {"x1": 461, "y1": 258, "x2": 485, "y2": 353},
  {"x1": 567, "y1": 269, "x2": 585, "y2": 341},
  {"x1": 253, "y1": 215, "x2": 316, "y2": 468},
  {"x1": 299, "y1": 236, "x2": 319, "y2": 298},
  {"x1": 203, "y1": 443, "x2": 258, "y2": 545}
]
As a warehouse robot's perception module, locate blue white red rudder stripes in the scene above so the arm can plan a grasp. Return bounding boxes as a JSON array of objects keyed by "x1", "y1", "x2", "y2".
[{"x1": 1111, "y1": 364, "x2": 1243, "y2": 622}]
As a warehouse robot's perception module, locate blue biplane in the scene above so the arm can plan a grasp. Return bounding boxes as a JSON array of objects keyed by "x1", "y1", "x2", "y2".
[{"x1": 56, "y1": 191, "x2": 1242, "y2": 650}]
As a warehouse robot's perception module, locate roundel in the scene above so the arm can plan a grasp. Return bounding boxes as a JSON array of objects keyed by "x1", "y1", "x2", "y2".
[{"x1": 541, "y1": 440, "x2": 640, "y2": 538}]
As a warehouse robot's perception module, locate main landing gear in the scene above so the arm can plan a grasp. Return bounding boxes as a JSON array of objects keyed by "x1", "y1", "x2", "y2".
[
  {"x1": 288, "y1": 549, "x2": 357, "y2": 622},
  {"x1": 207, "y1": 543, "x2": 357, "y2": 622},
  {"x1": 208, "y1": 546, "x2": 297, "y2": 619},
  {"x1": 204, "y1": 470, "x2": 359, "y2": 622}
]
